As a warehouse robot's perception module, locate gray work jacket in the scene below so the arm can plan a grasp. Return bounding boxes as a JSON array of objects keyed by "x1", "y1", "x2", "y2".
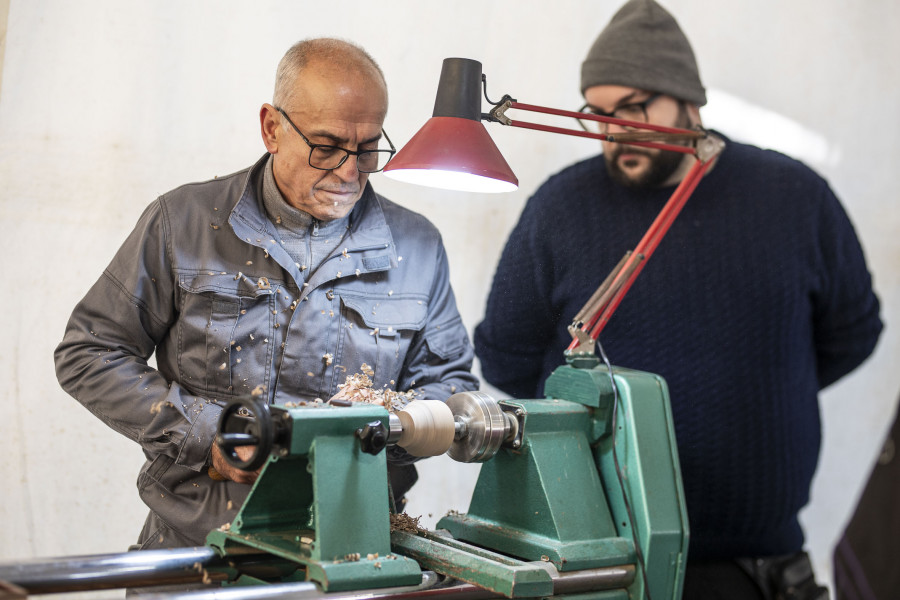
[{"x1": 55, "y1": 154, "x2": 478, "y2": 547}]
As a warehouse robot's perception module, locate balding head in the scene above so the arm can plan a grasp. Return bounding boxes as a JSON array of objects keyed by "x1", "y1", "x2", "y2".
[{"x1": 273, "y1": 38, "x2": 387, "y2": 110}]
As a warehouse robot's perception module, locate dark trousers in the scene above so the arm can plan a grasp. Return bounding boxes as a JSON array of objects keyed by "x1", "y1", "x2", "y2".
[
  {"x1": 684, "y1": 554, "x2": 828, "y2": 600},
  {"x1": 684, "y1": 561, "x2": 767, "y2": 600}
]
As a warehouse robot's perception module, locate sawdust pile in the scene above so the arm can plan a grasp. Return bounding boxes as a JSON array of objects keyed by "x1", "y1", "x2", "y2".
[
  {"x1": 390, "y1": 512, "x2": 423, "y2": 533},
  {"x1": 333, "y1": 363, "x2": 418, "y2": 413}
]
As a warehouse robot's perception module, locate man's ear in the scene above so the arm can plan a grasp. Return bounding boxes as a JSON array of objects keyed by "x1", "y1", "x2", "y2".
[
  {"x1": 687, "y1": 103, "x2": 703, "y2": 128},
  {"x1": 260, "y1": 103, "x2": 280, "y2": 153}
]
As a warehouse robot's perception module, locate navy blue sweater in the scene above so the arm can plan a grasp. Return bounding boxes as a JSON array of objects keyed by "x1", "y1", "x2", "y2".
[{"x1": 474, "y1": 134, "x2": 883, "y2": 559}]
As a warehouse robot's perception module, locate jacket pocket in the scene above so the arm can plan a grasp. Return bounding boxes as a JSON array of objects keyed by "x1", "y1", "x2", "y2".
[
  {"x1": 177, "y1": 272, "x2": 277, "y2": 397},
  {"x1": 423, "y1": 315, "x2": 469, "y2": 360},
  {"x1": 336, "y1": 292, "x2": 427, "y2": 390},
  {"x1": 137, "y1": 453, "x2": 175, "y2": 494}
]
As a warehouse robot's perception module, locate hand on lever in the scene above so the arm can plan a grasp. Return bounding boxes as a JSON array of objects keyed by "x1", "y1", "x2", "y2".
[{"x1": 209, "y1": 442, "x2": 261, "y2": 484}]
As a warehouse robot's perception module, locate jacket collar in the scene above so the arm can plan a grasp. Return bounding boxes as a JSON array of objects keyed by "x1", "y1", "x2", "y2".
[{"x1": 229, "y1": 154, "x2": 397, "y2": 292}]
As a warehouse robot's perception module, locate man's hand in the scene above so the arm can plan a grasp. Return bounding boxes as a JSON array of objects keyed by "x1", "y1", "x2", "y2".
[{"x1": 209, "y1": 442, "x2": 262, "y2": 484}]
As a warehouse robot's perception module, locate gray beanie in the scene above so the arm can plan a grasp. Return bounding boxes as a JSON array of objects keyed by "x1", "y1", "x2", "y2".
[{"x1": 581, "y1": 0, "x2": 707, "y2": 106}]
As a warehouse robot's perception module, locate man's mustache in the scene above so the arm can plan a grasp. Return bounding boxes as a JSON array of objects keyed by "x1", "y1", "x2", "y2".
[{"x1": 609, "y1": 145, "x2": 654, "y2": 160}]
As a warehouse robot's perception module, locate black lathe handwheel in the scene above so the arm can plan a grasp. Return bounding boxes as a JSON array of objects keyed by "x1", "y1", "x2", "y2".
[{"x1": 215, "y1": 396, "x2": 273, "y2": 471}]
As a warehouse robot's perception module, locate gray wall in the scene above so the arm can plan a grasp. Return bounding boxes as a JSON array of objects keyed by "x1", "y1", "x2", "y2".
[{"x1": 1, "y1": 0, "x2": 897, "y2": 593}]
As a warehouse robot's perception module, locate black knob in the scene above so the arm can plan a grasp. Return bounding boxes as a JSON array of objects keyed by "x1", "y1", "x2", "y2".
[{"x1": 356, "y1": 420, "x2": 388, "y2": 455}]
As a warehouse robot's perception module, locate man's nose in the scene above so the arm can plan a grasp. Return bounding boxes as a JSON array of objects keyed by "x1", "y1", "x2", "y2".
[{"x1": 333, "y1": 154, "x2": 361, "y2": 180}]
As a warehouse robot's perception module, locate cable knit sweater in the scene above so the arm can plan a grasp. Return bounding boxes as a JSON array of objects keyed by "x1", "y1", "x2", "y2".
[{"x1": 474, "y1": 133, "x2": 883, "y2": 559}]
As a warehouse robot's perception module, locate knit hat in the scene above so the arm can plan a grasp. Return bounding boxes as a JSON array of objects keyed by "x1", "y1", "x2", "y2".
[{"x1": 581, "y1": 0, "x2": 707, "y2": 106}]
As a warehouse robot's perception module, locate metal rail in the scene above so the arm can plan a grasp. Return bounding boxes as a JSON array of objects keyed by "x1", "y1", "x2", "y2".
[
  {"x1": 0, "y1": 548, "x2": 634, "y2": 599},
  {"x1": 0, "y1": 547, "x2": 226, "y2": 594}
]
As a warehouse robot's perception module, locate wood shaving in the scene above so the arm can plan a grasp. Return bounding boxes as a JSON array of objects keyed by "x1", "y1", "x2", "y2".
[
  {"x1": 333, "y1": 365, "x2": 418, "y2": 413},
  {"x1": 390, "y1": 512, "x2": 423, "y2": 533},
  {"x1": 149, "y1": 400, "x2": 173, "y2": 414}
]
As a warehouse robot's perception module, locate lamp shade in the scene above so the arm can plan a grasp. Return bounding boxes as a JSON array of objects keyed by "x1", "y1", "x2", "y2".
[
  {"x1": 382, "y1": 116, "x2": 518, "y2": 193},
  {"x1": 383, "y1": 57, "x2": 518, "y2": 193}
]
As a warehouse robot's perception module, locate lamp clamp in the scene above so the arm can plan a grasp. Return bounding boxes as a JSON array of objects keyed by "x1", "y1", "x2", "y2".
[
  {"x1": 696, "y1": 130, "x2": 727, "y2": 163},
  {"x1": 486, "y1": 98, "x2": 514, "y2": 125}
]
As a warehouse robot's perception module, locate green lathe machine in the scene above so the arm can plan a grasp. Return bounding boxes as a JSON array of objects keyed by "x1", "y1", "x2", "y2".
[{"x1": 0, "y1": 355, "x2": 687, "y2": 600}]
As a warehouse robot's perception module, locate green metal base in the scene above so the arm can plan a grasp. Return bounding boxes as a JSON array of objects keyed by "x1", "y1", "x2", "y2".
[
  {"x1": 437, "y1": 512, "x2": 633, "y2": 571},
  {"x1": 435, "y1": 396, "x2": 633, "y2": 571},
  {"x1": 201, "y1": 363, "x2": 686, "y2": 599},
  {"x1": 547, "y1": 363, "x2": 688, "y2": 600},
  {"x1": 391, "y1": 529, "x2": 554, "y2": 598},
  {"x1": 420, "y1": 362, "x2": 687, "y2": 600},
  {"x1": 206, "y1": 403, "x2": 422, "y2": 592}
]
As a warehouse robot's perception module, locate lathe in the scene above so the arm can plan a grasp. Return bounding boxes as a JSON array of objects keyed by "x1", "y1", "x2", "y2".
[{"x1": 0, "y1": 354, "x2": 687, "y2": 600}]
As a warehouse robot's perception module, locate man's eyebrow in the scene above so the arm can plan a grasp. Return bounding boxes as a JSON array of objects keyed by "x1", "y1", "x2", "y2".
[
  {"x1": 308, "y1": 130, "x2": 382, "y2": 146},
  {"x1": 615, "y1": 91, "x2": 643, "y2": 106},
  {"x1": 587, "y1": 91, "x2": 647, "y2": 112}
]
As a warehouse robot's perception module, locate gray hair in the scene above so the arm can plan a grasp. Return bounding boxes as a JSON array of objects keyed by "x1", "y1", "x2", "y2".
[{"x1": 273, "y1": 37, "x2": 386, "y2": 108}]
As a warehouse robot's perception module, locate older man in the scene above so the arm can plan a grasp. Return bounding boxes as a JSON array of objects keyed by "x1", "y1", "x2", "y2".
[
  {"x1": 474, "y1": 1, "x2": 882, "y2": 598},
  {"x1": 56, "y1": 38, "x2": 477, "y2": 549}
]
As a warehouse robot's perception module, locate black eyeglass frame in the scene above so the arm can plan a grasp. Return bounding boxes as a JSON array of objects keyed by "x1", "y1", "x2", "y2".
[
  {"x1": 576, "y1": 93, "x2": 663, "y2": 133},
  {"x1": 275, "y1": 107, "x2": 396, "y2": 173}
]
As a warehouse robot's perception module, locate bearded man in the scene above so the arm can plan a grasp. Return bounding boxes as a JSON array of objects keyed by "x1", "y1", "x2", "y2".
[{"x1": 474, "y1": 1, "x2": 882, "y2": 598}]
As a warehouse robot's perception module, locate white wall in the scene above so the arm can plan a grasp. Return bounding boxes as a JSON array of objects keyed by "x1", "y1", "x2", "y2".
[{"x1": 1, "y1": 0, "x2": 897, "y2": 593}]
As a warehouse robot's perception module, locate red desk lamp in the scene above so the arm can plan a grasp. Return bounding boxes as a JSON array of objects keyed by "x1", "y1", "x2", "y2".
[{"x1": 384, "y1": 58, "x2": 724, "y2": 356}]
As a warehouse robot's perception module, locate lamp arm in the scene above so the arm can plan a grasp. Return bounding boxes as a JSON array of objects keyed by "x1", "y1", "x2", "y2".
[
  {"x1": 565, "y1": 147, "x2": 721, "y2": 355},
  {"x1": 478, "y1": 90, "x2": 726, "y2": 354},
  {"x1": 386, "y1": 58, "x2": 727, "y2": 356},
  {"x1": 477, "y1": 91, "x2": 726, "y2": 355},
  {"x1": 489, "y1": 99, "x2": 707, "y2": 154}
]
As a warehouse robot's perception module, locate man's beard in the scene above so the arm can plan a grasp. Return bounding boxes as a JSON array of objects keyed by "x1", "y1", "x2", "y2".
[{"x1": 604, "y1": 104, "x2": 692, "y2": 189}]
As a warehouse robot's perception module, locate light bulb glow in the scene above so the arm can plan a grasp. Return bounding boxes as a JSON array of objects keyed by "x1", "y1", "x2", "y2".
[{"x1": 383, "y1": 168, "x2": 518, "y2": 193}]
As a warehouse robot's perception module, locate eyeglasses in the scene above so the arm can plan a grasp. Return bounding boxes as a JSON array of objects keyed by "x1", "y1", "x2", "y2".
[
  {"x1": 576, "y1": 93, "x2": 662, "y2": 133},
  {"x1": 275, "y1": 107, "x2": 396, "y2": 173}
]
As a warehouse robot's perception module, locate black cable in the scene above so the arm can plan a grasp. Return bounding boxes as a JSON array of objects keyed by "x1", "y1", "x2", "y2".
[
  {"x1": 596, "y1": 340, "x2": 653, "y2": 600},
  {"x1": 481, "y1": 74, "x2": 513, "y2": 106}
]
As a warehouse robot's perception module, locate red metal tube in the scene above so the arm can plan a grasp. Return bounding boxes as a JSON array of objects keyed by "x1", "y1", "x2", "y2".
[
  {"x1": 509, "y1": 120, "x2": 696, "y2": 154},
  {"x1": 566, "y1": 158, "x2": 713, "y2": 349}
]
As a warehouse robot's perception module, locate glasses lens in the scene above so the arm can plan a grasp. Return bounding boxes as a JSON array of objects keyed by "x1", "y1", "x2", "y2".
[
  {"x1": 577, "y1": 106, "x2": 603, "y2": 134},
  {"x1": 614, "y1": 104, "x2": 648, "y2": 122},
  {"x1": 357, "y1": 150, "x2": 392, "y2": 173},
  {"x1": 308, "y1": 146, "x2": 393, "y2": 172},
  {"x1": 309, "y1": 146, "x2": 347, "y2": 170}
]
